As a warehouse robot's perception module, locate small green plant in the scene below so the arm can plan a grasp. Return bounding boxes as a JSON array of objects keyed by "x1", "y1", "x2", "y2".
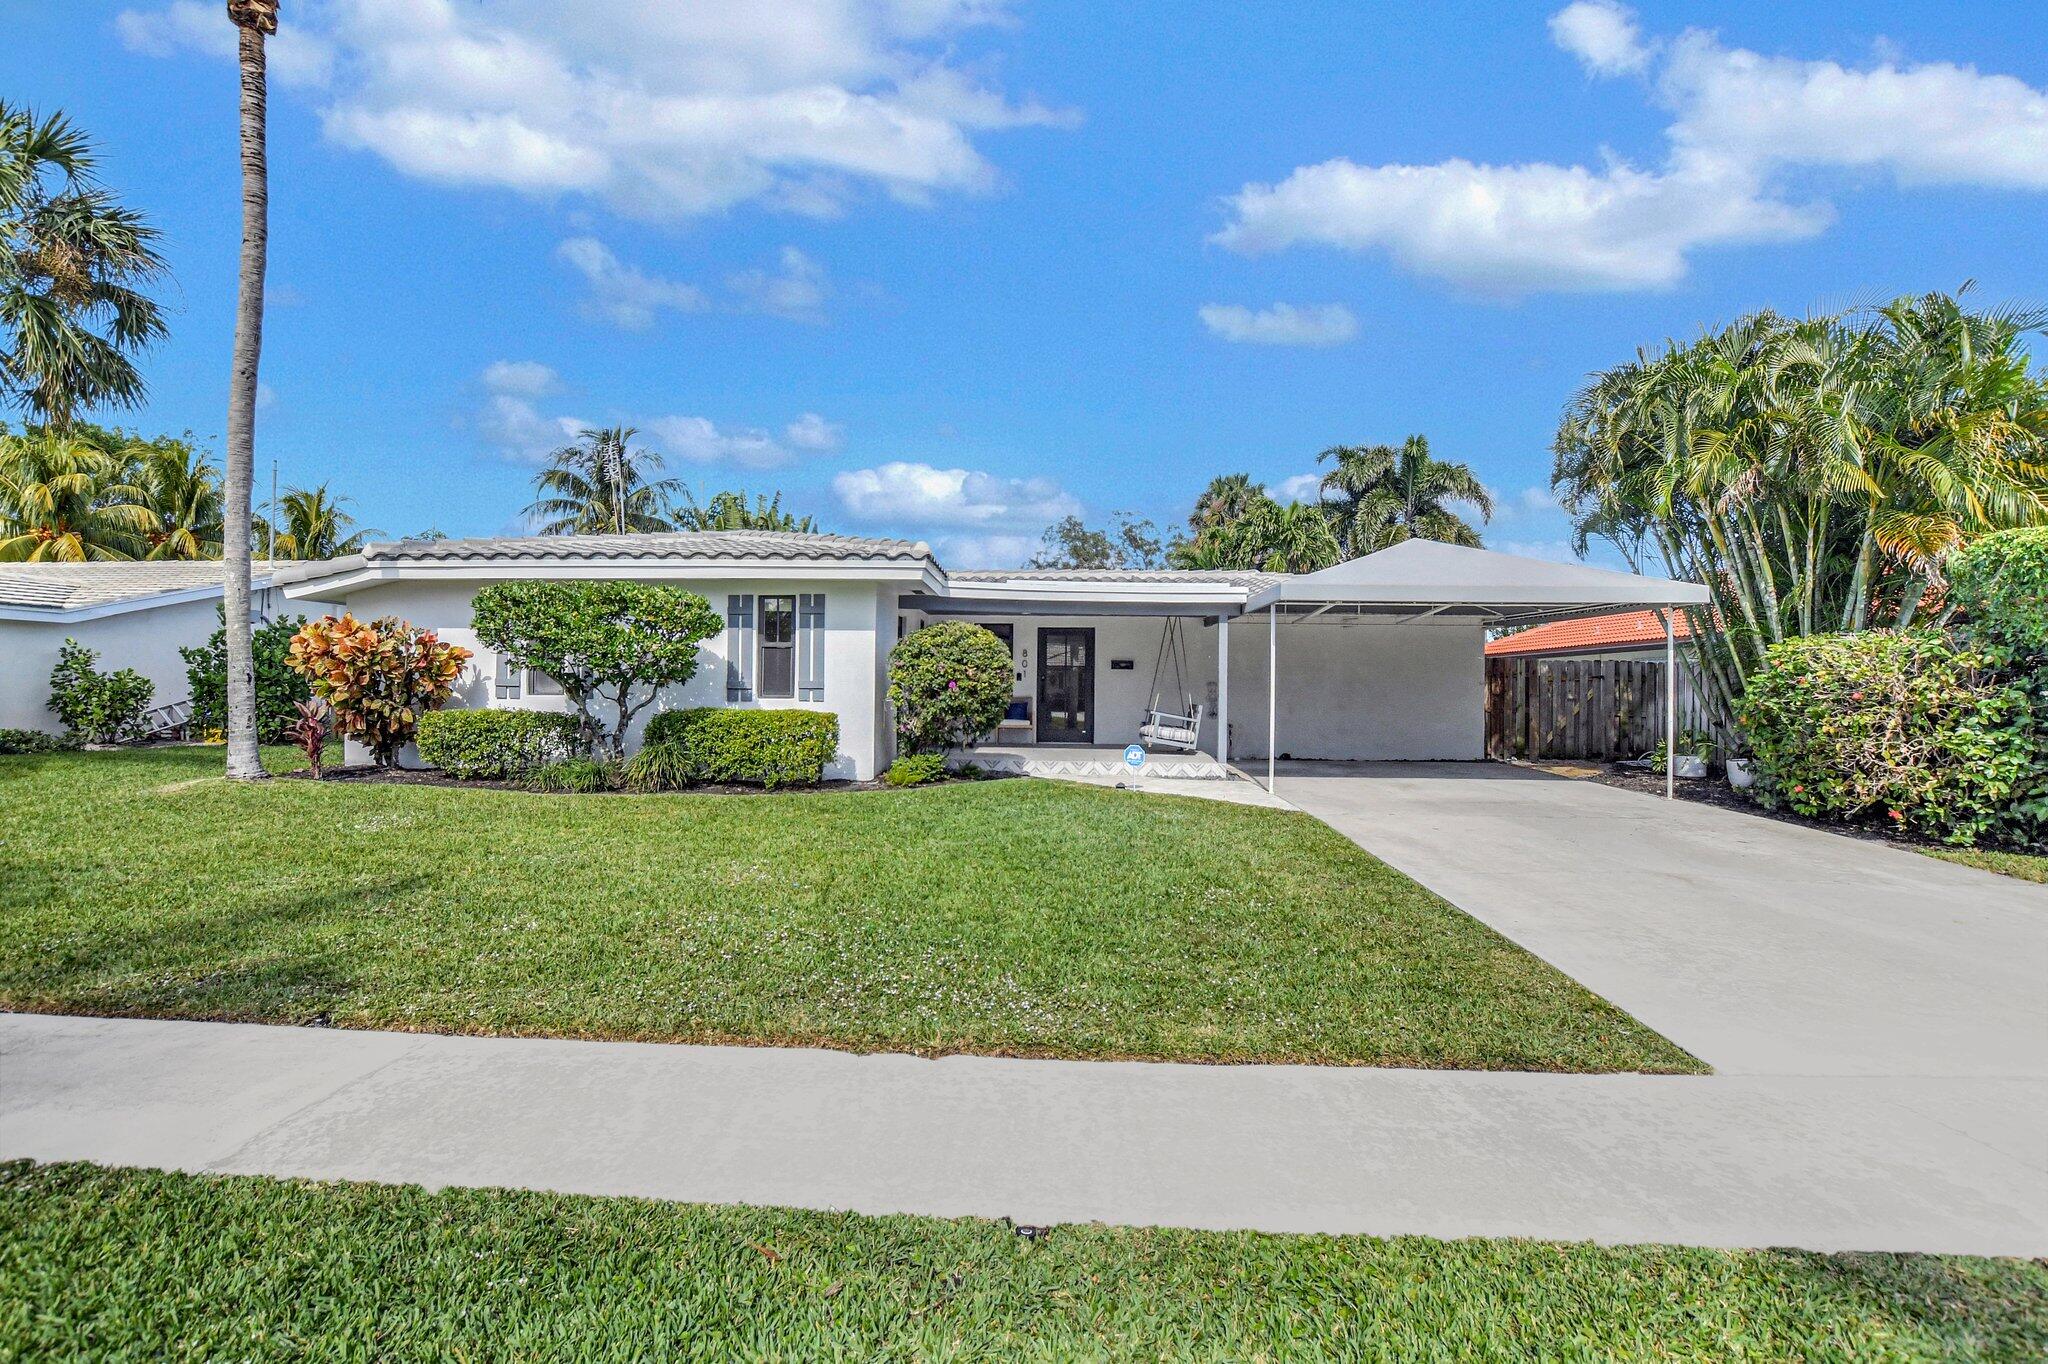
[
  {"x1": 621, "y1": 741, "x2": 694, "y2": 793},
  {"x1": 181, "y1": 609, "x2": 311, "y2": 744},
  {"x1": 883, "y1": 753, "x2": 948, "y2": 787},
  {"x1": 0, "y1": 728, "x2": 77, "y2": 755},
  {"x1": 415, "y1": 709, "x2": 582, "y2": 781},
  {"x1": 641, "y1": 709, "x2": 839, "y2": 788},
  {"x1": 1647, "y1": 728, "x2": 1713, "y2": 775},
  {"x1": 47, "y1": 639, "x2": 154, "y2": 744},
  {"x1": 524, "y1": 757, "x2": 619, "y2": 794},
  {"x1": 887, "y1": 623, "x2": 1014, "y2": 755}
]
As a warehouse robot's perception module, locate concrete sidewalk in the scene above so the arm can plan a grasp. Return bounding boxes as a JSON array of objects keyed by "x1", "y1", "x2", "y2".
[{"x1": 5, "y1": 1011, "x2": 2046, "y2": 1256}]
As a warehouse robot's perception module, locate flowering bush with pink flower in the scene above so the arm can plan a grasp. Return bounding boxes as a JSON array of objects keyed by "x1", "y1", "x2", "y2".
[
  {"x1": 887, "y1": 622, "x2": 1015, "y2": 755},
  {"x1": 1737, "y1": 630, "x2": 2031, "y2": 845}
]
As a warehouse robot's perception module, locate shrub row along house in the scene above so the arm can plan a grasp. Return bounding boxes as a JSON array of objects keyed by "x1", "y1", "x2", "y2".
[{"x1": 267, "y1": 530, "x2": 1707, "y2": 781}]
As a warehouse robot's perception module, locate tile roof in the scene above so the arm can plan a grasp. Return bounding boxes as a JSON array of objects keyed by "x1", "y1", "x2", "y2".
[
  {"x1": 270, "y1": 531, "x2": 933, "y2": 584},
  {"x1": 950, "y1": 567, "x2": 1283, "y2": 589},
  {"x1": 0, "y1": 561, "x2": 298, "y2": 612},
  {"x1": 1485, "y1": 608, "x2": 1693, "y2": 657}
]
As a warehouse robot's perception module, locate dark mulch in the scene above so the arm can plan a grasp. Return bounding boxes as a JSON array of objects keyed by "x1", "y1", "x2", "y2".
[{"x1": 1569, "y1": 760, "x2": 1997, "y2": 854}]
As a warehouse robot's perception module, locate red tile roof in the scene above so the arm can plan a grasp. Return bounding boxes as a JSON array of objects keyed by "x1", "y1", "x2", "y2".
[{"x1": 1485, "y1": 609, "x2": 1692, "y2": 657}]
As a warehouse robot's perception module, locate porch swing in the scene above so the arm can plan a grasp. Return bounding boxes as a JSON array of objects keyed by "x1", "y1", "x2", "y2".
[{"x1": 1136, "y1": 617, "x2": 1205, "y2": 753}]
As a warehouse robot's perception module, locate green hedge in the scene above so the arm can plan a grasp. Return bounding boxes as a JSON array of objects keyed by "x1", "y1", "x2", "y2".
[
  {"x1": 1737, "y1": 630, "x2": 2032, "y2": 845},
  {"x1": 0, "y1": 728, "x2": 76, "y2": 755},
  {"x1": 641, "y1": 708, "x2": 839, "y2": 789},
  {"x1": 415, "y1": 709, "x2": 582, "y2": 781}
]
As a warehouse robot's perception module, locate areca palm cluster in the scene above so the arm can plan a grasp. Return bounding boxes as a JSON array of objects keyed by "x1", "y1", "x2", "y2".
[
  {"x1": 1170, "y1": 476, "x2": 1341, "y2": 573},
  {"x1": 1554, "y1": 290, "x2": 2048, "y2": 724},
  {"x1": 0, "y1": 429, "x2": 155, "y2": 560},
  {"x1": 264, "y1": 482, "x2": 377, "y2": 559}
]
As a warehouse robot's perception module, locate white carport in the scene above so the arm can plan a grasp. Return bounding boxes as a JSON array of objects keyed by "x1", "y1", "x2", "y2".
[{"x1": 1236, "y1": 540, "x2": 1712, "y2": 797}]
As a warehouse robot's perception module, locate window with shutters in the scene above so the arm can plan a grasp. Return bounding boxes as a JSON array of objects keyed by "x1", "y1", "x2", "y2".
[
  {"x1": 493, "y1": 654, "x2": 521, "y2": 701},
  {"x1": 759, "y1": 595, "x2": 796, "y2": 698}
]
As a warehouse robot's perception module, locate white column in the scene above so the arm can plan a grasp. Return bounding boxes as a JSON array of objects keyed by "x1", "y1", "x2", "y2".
[
  {"x1": 1663, "y1": 609, "x2": 1676, "y2": 801},
  {"x1": 1267, "y1": 604, "x2": 1278, "y2": 793},
  {"x1": 1215, "y1": 615, "x2": 1230, "y2": 765}
]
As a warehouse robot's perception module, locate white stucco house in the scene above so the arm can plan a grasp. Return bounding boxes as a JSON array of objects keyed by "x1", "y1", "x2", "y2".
[
  {"x1": 271, "y1": 531, "x2": 1708, "y2": 783},
  {"x1": 0, "y1": 562, "x2": 323, "y2": 735}
]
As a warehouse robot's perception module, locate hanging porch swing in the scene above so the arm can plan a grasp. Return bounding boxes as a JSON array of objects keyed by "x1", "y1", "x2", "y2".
[{"x1": 1136, "y1": 616, "x2": 1206, "y2": 753}]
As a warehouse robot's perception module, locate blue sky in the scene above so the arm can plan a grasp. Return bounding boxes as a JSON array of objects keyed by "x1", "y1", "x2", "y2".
[{"x1": 6, "y1": 1, "x2": 2045, "y2": 566}]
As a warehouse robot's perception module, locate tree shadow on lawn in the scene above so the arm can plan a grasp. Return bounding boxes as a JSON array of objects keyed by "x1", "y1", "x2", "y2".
[{"x1": 1, "y1": 875, "x2": 421, "y2": 1028}]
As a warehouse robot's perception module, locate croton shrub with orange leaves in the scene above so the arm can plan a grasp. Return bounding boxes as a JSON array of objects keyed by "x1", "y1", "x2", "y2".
[{"x1": 285, "y1": 614, "x2": 472, "y2": 765}]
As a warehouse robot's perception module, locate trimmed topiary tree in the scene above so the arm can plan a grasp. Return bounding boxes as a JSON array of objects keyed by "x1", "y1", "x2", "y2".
[
  {"x1": 286, "y1": 614, "x2": 471, "y2": 766},
  {"x1": 887, "y1": 622, "x2": 1013, "y2": 755},
  {"x1": 1737, "y1": 630, "x2": 2032, "y2": 845},
  {"x1": 471, "y1": 582, "x2": 724, "y2": 760}
]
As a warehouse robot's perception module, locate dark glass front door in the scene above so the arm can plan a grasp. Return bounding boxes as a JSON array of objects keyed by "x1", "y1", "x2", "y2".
[{"x1": 1037, "y1": 628, "x2": 1095, "y2": 743}]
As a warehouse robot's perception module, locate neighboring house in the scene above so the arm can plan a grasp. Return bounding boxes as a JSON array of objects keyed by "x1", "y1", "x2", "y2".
[
  {"x1": 273, "y1": 532, "x2": 1707, "y2": 780},
  {"x1": 1485, "y1": 608, "x2": 1712, "y2": 735},
  {"x1": 0, "y1": 563, "x2": 324, "y2": 734}
]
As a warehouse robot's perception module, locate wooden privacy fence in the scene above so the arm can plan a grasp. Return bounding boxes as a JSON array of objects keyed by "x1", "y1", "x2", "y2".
[{"x1": 1485, "y1": 657, "x2": 1704, "y2": 761}]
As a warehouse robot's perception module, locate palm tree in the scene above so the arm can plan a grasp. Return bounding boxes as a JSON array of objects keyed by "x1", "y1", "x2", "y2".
[
  {"x1": 0, "y1": 102, "x2": 168, "y2": 428},
  {"x1": 133, "y1": 440, "x2": 223, "y2": 559},
  {"x1": 524, "y1": 425, "x2": 680, "y2": 535},
  {"x1": 269, "y1": 483, "x2": 378, "y2": 559},
  {"x1": 223, "y1": 0, "x2": 279, "y2": 781},
  {"x1": 1317, "y1": 436, "x2": 1492, "y2": 556},
  {"x1": 673, "y1": 487, "x2": 816, "y2": 532},
  {"x1": 1186, "y1": 473, "x2": 1265, "y2": 536},
  {"x1": 0, "y1": 429, "x2": 156, "y2": 560},
  {"x1": 1245, "y1": 498, "x2": 1341, "y2": 573}
]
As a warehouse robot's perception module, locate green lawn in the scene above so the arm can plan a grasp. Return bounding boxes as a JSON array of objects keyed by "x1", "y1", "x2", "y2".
[
  {"x1": 0, "y1": 745, "x2": 1696, "y2": 1072},
  {"x1": 1923, "y1": 846, "x2": 2048, "y2": 885},
  {"x1": 3, "y1": 1163, "x2": 2042, "y2": 1362}
]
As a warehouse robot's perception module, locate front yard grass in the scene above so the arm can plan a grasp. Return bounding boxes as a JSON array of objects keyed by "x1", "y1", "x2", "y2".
[
  {"x1": 1922, "y1": 847, "x2": 2048, "y2": 885},
  {"x1": 4, "y1": 1162, "x2": 2043, "y2": 1362},
  {"x1": 0, "y1": 746, "x2": 1697, "y2": 1072}
]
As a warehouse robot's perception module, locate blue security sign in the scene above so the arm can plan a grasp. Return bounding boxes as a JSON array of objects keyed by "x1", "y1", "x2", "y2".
[{"x1": 1122, "y1": 744, "x2": 1147, "y2": 771}]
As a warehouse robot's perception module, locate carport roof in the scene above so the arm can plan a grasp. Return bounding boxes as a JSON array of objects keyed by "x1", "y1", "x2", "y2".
[{"x1": 1242, "y1": 539, "x2": 1709, "y2": 627}]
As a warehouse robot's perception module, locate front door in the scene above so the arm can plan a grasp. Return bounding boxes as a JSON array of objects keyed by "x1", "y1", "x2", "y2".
[{"x1": 1037, "y1": 627, "x2": 1095, "y2": 743}]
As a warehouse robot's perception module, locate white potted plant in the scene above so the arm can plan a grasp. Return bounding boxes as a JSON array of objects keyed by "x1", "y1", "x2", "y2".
[
  {"x1": 1726, "y1": 749, "x2": 1755, "y2": 790},
  {"x1": 1654, "y1": 728, "x2": 1710, "y2": 779}
]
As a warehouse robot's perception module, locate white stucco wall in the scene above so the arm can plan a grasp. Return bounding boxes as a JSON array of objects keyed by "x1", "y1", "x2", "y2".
[
  {"x1": 925, "y1": 609, "x2": 1486, "y2": 762},
  {"x1": 0, "y1": 587, "x2": 339, "y2": 735},
  {"x1": 1226, "y1": 616, "x2": 1486, "y2": 761},
  {"x1": 0, "y1": 599, "x2": 225, "y2": 733},
  {"x1": 311, "y1": 577, "x2": 893, "y2": 779}
]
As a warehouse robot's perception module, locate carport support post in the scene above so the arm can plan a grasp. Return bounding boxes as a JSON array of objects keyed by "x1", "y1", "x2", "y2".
[
  {"x1": 1662, "y1": 609, "x2": 1676, "y2": 801},
  {"x1": 1215, "y1": 615, "x2": 1229, "y2": 765},
  {"x1": 1267, "y1": 604, "x2": 1278, "y2": 793}
]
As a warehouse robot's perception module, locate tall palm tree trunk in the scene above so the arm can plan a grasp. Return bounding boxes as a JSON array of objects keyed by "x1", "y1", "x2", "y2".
[{"x1": 224, "y1": 3, "x2": 276, "y2": 780}]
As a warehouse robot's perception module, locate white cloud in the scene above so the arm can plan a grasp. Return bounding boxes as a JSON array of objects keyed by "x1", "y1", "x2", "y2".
[
  {"x1": 833, "y1": 460, "x2": 1079, "y2": 528},
  {"x1": 119, "y1": 0, "x2": 1075, "y2": 221},
  {"x1": 1199, "y1": 302, "x2": 1357, "y2": 347},
  {"x1": 117, "y1": 1, "x2": 336, "y2": 87},
  {"x1": 783, "y1": 412, "x2": 844, "y2": 451},
  {"x1": 646, "y1": 415, "x2": 791, "y2": 469},
  {"x1": 1214, "y1": 11, "x2": 2048, "y2": 295},
  {"x1": 480, "y1": 359, "x2": 559, "y2": 398},
  {"x1": 727, "y1": 246, "x2": 830, "y2": 322},
  {"x1": 556, "y1": 237, "x2": 709, "y2": 329},
  {"x1": 1275, "y1": 473, "x2": 1324, "y2": 503},
  {"x1": 930, "y1": 533, "x2": 1039, "y2": 569},
  {"x1": 1548, "y1": 1, "x2": 1650, "y2": 76}
]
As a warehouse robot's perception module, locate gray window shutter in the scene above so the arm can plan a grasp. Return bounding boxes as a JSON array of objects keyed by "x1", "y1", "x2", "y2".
[
  {"x1": 725, "y1": 594, "x2": 755, "y2": 701},
  {"x1": 798, "y1": 593, "x2": 825, "y2": 701},
  {"x1": 494, "y1": 653, "x2": 521, "y2": 701}
]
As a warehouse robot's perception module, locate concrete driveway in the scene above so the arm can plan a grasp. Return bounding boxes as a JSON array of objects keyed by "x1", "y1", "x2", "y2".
[{"x1": 1273, "y1": 762, "x2": 2048, "y2": 1080}]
